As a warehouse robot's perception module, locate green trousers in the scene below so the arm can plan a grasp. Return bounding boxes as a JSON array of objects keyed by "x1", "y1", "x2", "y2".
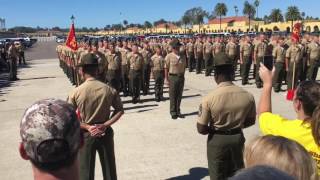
[
  {"x1": 307, "y1": 59, "x2": 319, "y2": 80},
  {"x1": 255, "y1": 57, "x2": 263, "y2": 87},
  {"x1": 142, "y1": 65, "x2": 151, "y2": 94},
  {"x1": 80, "y1": 128, "x2": 117, "y2": 180},
  {"x1": 195, "y1": 53, "x2": 203, "y2": 74},
  {"x1": 107, "y1": 70, "x2": 121, "y2": 92},
  {"x1": 153, "y1": 70, "x2": 164, "y2": 100},
  {"x1": 169, "y1": 74, "x2": 185, "y2": 116},
  {"x1": 121, "y1": 65, "x2": 129, "y2": 95},
  {"x1": 129, "y1": 70, "x2": 142, "y2": 102},
  {"x1": 9, "y1": 57, "x2": 17, "y2": 80},
  {"x1": 204, "y1": 53, "x2": 213, "y2": 76},
  {"x1": 207, "y1": 132, "x2": 245, "y2": 180},
  {"x1": 240, "y1": 56, "x2": 251, "y2": 84},
  {"x1": 273, "y1": 62, "x2": 285, "y2": 92}
]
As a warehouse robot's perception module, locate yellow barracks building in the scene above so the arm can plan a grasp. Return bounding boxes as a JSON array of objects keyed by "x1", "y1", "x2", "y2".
[{"x1": 97, "y1": 16, "x2": 320, "y2": 36}]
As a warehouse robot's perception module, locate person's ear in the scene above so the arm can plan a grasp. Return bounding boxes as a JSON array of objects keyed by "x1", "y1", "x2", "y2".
[
  {"x1": 19, "y1": 143, "x2": 30, "y2": 160},
  {"x1": 294, "y1": 99, "x2": 302, "y2": 111}
]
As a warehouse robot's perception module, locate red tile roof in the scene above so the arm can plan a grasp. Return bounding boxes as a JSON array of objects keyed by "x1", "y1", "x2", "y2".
[{"x1": 208, "y1": 16, "x2": 249, "y2": 24}]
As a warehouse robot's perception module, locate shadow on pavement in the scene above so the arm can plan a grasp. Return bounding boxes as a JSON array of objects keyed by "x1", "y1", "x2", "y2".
[
  {"x1": 182, "y1": 111, "x2": 198, "y2": 117},
  {"x1": 0, "y1": 73, "x2": 13, "y2": 98},
  {"x1": 166, "y1": 167, "x2": 209, "y2": 180},
  {"x1": 123, "y1": 104, "x2": 158, "y2": 111},
  {"x1": 21, "y1": 76, "x2": 56, "y2": 81}
]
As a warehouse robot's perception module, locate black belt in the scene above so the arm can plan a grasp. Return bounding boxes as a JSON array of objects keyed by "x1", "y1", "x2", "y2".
[{"x1": 213, "y1": 128, "x2": 242, "y2": 135}]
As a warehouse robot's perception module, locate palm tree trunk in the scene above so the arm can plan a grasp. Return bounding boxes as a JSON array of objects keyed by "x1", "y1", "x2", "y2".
[
  {"x1": 249, "y1": 17, "x2": 251, "y2": 32},
  {"x1": 220, "y1": 15, "x2": 222, "y2": 32}
]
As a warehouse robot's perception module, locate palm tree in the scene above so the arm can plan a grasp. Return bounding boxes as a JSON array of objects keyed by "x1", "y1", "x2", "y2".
[
  {"x1": 123, "y1": 20, "x2": 128, "y2": 27},
  {"x1": 181, "y1": 15, "x2": 191, "y2": 34},
  {"x1": 254, "y1": 0, "x2": 260, "y2": 18},
  {"x1": 234, "y1": 6, "x2": 239, "y2": 17},
  {"x1": 144, "y1": 21, "x2": 152, "y2": 33},
  {"x1": 285, "y1": 6, "x2": 301, "y2": 32},
  {"x1": 195, "y1": 8, "x2": 208, "y2": 33},
  {"x1": 243, "y1": 1, "x2": 256, "y2": 32},
  {"x1": 269, "y1": 9, "x2": 284, "y2": 22},
  {"x1": 214, "y1": 3, "x2": 228, "y2": 31}
]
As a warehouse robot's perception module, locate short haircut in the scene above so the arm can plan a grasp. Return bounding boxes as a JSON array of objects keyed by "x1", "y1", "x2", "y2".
[
  {"x1": 82, "y1": 65, "x2": 98, "y2": 77},
  {"x1": 214, "y1": 65, "x2": 234, "y2": 80}
]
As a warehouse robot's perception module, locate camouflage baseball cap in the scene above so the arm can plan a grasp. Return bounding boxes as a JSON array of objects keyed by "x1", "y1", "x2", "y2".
[
  {"x1": 20, "y1": 99, "x2": 80, "y2": 163},
  {"x1": 213, "y1": 52, "x2": 233, "y2": 67}
]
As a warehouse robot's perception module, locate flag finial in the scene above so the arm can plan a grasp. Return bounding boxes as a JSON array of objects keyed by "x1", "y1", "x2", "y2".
[{"x1": 71, "y1": 15, "x2": 75, "y2": 23}]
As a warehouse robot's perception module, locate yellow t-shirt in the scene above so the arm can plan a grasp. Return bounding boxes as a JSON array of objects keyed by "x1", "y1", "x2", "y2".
[{"x1": 259, "y1": 112, "x2": 320, "y2": 170}]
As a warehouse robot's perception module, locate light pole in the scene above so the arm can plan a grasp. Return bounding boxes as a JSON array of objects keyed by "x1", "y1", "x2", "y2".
[{"x1": 120, "y1": 12, "x2": 122, "y2": 35}]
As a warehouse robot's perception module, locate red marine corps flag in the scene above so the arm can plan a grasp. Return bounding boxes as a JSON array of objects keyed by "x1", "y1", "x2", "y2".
[
  {"x1": 286, "y1": 22, "x2": 301, "y2": 101},
  {"x1": 66, "y1": 20, "x2": 78, "y2": 51}
]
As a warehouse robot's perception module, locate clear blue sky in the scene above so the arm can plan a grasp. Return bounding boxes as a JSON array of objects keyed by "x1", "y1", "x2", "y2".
[{"x1": 1, "y1": 0, "x2": 320, "y2": 28}]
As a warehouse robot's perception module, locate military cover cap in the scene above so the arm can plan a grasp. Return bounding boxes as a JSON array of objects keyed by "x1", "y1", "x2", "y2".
[
  {"x1": 213, "y1": 52, "x2": 233, "y2": 67},
  {"x1": 20, "y1": 99, "x2": 80, "y2": 163},
  {"x1": 77, "y1": 53, "x2": 98, "y2": 67},
  {"x1": 91, "y1": 39, "x2": 98, "y2": 46},
  {"x1": 169, "y1": 38, "x2": 182, "y2": 48}
]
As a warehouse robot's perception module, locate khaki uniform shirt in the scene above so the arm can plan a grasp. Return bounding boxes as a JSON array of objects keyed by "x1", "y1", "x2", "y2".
[
  {"x1": 67, "y1": 78, "x2": 123, "y2": 124},
  {"x1": 307, "y1": 42, "x2": 320, "y2": 60},
  {"x1": 203, "y1": 42, "x2": 213, "y2": 54},
  {"x1": 212, "y1": 42, "x2": 225, "y2": 56},
  {"x1": 119, "y1": 47, "x2": 130, "y2": 66},
  {"x1": 140, "y1": 48, "x2": 152, "y2": 65},
  {"x1": 186, "y1": 42, "x2": 194, "y2": 54},
  {"x1": 128, "y1": 52, "x2": 144, "y2": 71},
  {"x1": 272, "y1": 45, "x2": 286, "y2": 63},
  {"x1": 165, "y1": 52, "x2": 186, "y2": 74},
  {"x1": 286, "y1": 44, "x2": 303, "y2": 63},
  {"x1": 254, "y1": 41, "x2": 268, "y2": 58},
  {"x1": 8, "y1": 45, "x2": 18, "y2": 59},
  {"x1": 240, "y1": 42, "x2": 252, "y2": 57},
  {"x1": 106, "y1": 53, "x2": 121, "y2": 70},
  {"x1": 151, "y1": 54, "x2": 165, "y2": 71},
  {"x1": 197, "y1": 81, "x2": 256, "y2": 130},
  {"x1": 194, "y1": 42, "x2": 203, "y2": 57},
  {"x1": 225, "y1": 42, "x2": 237, "y2": 58}
]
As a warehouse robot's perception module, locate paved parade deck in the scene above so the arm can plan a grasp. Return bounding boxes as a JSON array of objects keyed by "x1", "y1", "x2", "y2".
[{"x1": 0, "y1": 42, "x2": 297, "y2": 180}]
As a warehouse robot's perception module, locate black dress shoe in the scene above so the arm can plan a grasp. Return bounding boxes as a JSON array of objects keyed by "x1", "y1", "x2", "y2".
[
  {"x1": 172, "y1": 115, "x2": 178, "y2": 120},
  {"x1": 177, "y1": 114, "x2": 185, "y2": 119}
]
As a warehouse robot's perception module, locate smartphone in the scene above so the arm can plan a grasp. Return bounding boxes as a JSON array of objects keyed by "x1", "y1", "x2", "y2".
[{"x1": 263, "y1": 55, "x2": 274, "y2": 71}]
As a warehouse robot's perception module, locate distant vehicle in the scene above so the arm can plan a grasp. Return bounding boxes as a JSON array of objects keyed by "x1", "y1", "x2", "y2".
[
  {"x1": 206, "y1": 32, "x2": 231, "y2": 37},
  {"x1": 56, "y1": 36, "x2": 66, "y2": 43}
]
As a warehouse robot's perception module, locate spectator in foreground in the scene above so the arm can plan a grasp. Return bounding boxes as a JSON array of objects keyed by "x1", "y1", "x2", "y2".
[
  {"x1": 19, "y1": 99, "x2": 82, "y2": 180},
  {"x1": 230, "y1": 165, "x2": 294, "y2": 180},
  {"x1": 258, "y1": 63, "x2": 320, "y2": 171},
  {"x1": 243, "y1": 135, "x2": 318, "y2": 180}
]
